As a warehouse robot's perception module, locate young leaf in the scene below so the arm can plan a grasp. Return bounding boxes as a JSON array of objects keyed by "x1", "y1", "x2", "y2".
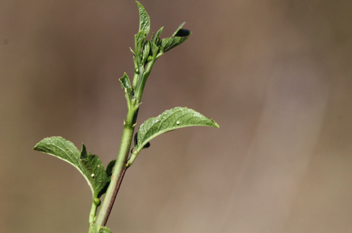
[
  {"x1": 33, "y1": 136, "x2": 108, "y2": 198},
  {"x1": 151, "y1": 26, "x2": 164, "y2": 45},
  {"x1": 119, "y1": 73, "x2": 132, "y2": 91},
  {"x1": 136, "y1": 1, "x2": 150, "y2": 37},
  {"x1": 134, "y1": 31, "x2": 146, "y2": 58},
  {"x1": 161, "y1": 23, "x2": 191, "y2": 53},
  {"x1": 172, "y1": 22, "x2": 186, "y2": 36},
  {"x1": 135, "y1": 107, "x2": 219, "y2": 152},
  {"x1": 142, "y1": 40, "x2": 151, "y2": 63},
  {"x1": 119, "y1": 73, "x2": 133, "y2": 107},
  {"x1": 151, "y1": 42, "x2": 159, "y2": 59}
]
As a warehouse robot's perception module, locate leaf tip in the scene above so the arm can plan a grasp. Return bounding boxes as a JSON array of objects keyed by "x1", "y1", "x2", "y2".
[
  {"x1": 135, "y1": 1, "x2": 142, "y2": 9},
  {"x1": 136, "y1": 1, "x2": 150, "y2": 36},
  {"x1": 33, "y1": 136, "x2": 56, "y2": 152},
  {"x1": 33, "y1": 141, "x2": 41, "y2": 151},
  {"x1": 33, "y1": 144, "x2": 41, "y2": 152},
  {"x1": 80, "y1": 144, "x2": 88, "y2": 159},
  {"x1": 173, "y1": 22, "x2": 191, "y2": 37},
  {"x1": 213, "y1": 121, "x2": 220, "y2": 128},
  {"x1": 175, "y1": 29, "x2": 191, "y2": 37}
]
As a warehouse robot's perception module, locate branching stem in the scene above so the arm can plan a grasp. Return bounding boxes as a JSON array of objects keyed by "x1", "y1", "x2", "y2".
[{"x1": 93, "y1": 108, "x2": 137, "y2": 229}]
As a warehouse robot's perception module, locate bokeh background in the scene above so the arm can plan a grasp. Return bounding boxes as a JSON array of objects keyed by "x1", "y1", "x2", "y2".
[{"x1": 1, "y1": 0, "x2": 352, "y2": 232}]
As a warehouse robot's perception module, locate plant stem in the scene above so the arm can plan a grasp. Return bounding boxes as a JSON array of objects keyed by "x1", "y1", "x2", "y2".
[
  {"x1": 93, "y1": 24, "x2": 156, "y2": 231},
  {"x1": 88, "y1": 200, "x2": 99, "y2": 233},
  {"x1": 93, "y1": 108, "x2": 137, "y2": 229},
  {"x1": 134, "y1": 60, "x2": 155, "y2": 101}
]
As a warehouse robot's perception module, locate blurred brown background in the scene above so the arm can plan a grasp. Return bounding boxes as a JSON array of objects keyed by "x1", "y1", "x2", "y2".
[{"x1": 1, "y1": 0, "x2": 352, "y2": 232}]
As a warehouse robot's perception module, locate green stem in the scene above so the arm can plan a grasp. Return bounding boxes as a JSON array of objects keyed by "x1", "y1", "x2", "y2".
[
  {"x1": 134, "y1": 60, "x2": 155, "y2": 101},
  {"x1": 93, "y1": 108, "x2": 137, "y2": 229},
  {"x1": 93, "y1": 43, "x2": 156, "y2": 233},
  {"x1": 88, "y1": 199, "x2": 99, "y2": 233}
]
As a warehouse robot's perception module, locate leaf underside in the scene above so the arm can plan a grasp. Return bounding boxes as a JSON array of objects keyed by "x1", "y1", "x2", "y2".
[
  {"x1": 33, "y1": 136, "x2": 109, "y2": 198},
  {"x1": 135, "y1": 107, "x2": 219, "y2": 151}
]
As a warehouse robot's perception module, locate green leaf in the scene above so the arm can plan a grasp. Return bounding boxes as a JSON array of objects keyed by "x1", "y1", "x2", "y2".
[
  {"x1": 151, "y1": 26, "x2": 164, "y2": 45},
  {"x1": 134, "y1": 31, "x2": 146, "y2": 57},
  {"x1": 119, "y1": 73, "x2": 132, "y2": 91},
  {"x1": 136, "y1": 1, "x2": 150, "y2": 37},
  {"x1": 119, "y1": 73, "x2": 133, "y2": 106},
  {"x1": 151, "y1": 42, "x2": 159, "y2": 59},
  {"x1": 172, "y1": 22, "x2": 186, "y2": 36},
  {"x1": 129, "y1": 47, "x2": 135, "y2": 55},
  {"x1": 161, "y1": 23, "x2": 191, "y2": 53},
  {"x1": 33, "y1": 136, "x2": 108, "y2": 198},
  {"x1": 135, "y1": 107, "x2": 219, "y2": 151},
  {"x1": 105, "y1": 160, "x2": 116, "y2": 178},
  {"x1": 80, "y1": 145, "x2": 108, "y2": 198},
  {"x1": 97, "y1": 160, "x2": 115, "y2": 198},
  {"x1": 142, "y1": 40, "x2": 151, "y2": 63},
  {"x1": 98, "y1": 226, "x2": 112, "y2": 233}
]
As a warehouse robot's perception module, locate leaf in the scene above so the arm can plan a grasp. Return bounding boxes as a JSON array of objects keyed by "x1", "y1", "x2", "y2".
[
  {"x1": 129, "y1": 47, "x2": 135, "y2": 55},
  {"x1": 134, "y1": 31, "x2": 146, "y2": 56},
  {"x1": 33, "y1": 136, "x2": 108, "y2": 198},
  {"x1": 151, "y1": 42, "x2": 159, "y2": 59},
  {"x1": 136, "y1": 1, "x2": 150, "y2": 37},
  {"x1": 135, "y1": 107, "x2": 219, "y2": 151},
  {"x1": 119, "y1": 73, "x2": 133, "y2": 105},
  {"x1": 105, "y1": 160, "x2": 116, "y2": 178},
  {"x1": 97, "y1": 160, "x2": 115, "y2": 198},
  {"x1": 80, "y1": 145, "x2": 108, "y2": 198},
  {"x1": 172, "y1": 22, "x2": 186, "y2": 36},
  {"x1": 161, "y1": 23, "x2": 191, "y2": 53},
  {"x1": 119, "y1": 73, "x2": 132, "y2": 91},
  {"x1": 142, "y1": 40, "x2": 151, "y2": 63},
  {"x1": 34, "y1": 136, "x2": 80, "y2": 165},
  {"x1": 151, "y1": 26, "x2": 164, "y2": 45}
]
